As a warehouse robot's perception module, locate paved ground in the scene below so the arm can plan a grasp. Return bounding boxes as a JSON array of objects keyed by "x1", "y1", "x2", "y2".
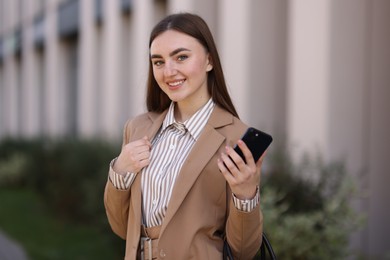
[{"x1": 0, "y1": 230, "x2": 28, "y2": 260}]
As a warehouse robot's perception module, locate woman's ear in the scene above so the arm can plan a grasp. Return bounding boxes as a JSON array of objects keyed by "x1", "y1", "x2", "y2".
[{"x1": 206, "y1": 55, "x2": 213, "y2": 72}]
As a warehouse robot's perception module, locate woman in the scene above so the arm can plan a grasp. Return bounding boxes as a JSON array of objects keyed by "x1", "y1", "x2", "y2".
[{"x1": 104, "y1": 13, "x2": 264, "y2": 259}]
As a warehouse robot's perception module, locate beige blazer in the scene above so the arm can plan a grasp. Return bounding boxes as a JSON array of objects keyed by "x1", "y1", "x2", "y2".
[{"x1": 104, "y1": 105, "x2": 263, "y2": 260}]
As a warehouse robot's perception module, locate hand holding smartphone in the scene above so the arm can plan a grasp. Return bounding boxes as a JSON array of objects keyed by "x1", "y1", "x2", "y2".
[{"x1": 234, "y1": 127, "x2": 273, "y2": 163}]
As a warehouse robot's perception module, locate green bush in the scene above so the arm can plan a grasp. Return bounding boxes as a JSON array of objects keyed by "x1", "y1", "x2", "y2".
[
  {"x1": 0, "y1": 138, "x2": 126, "y2": 258},
  {"x1": 260, "y1": 145, "x2": 364, "y2": 259},
  {"x1": 0, "y1": 152, "x2": 28, "y2": 186},
  {"x1": 0, "y1": 187, "x2": 123, "y2": 260},
  {"x1": 0, "y1": 139, "x2": 43, "y2": 187},
  {"x1": 0, "y1": 139, "x2": 363, "y2": 259},
  {"x1": 0, "y1": 138, "x2": 120, "y2": 224}
]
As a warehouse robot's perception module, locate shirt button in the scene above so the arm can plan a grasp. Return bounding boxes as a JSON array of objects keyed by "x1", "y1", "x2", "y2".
[
  {"x1": 152, "y1": 200, "x2": 157, "y2": 205},
  {"x1": 160, "y1": 249, "x2": 166, "y2": 258},
  {"x1": 169, "y1": 144, "x2": 175, "y2": 149}
]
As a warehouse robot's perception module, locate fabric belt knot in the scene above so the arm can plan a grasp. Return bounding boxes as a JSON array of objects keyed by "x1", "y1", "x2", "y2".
[{"x1": 140, "y1": 225, "x2": 161, "y2": 260}]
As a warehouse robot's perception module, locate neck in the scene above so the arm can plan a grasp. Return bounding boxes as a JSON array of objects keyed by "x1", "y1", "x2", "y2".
[{"x1": 174, "y1": 98, "x2": 210, "y2": 122}]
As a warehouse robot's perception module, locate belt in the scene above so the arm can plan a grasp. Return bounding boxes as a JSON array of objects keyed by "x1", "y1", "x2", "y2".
[{"x1": 140, "y1": 225, "x2": 161, "y2": 260}]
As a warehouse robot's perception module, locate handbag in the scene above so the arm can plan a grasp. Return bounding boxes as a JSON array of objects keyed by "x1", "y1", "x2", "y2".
[{"x1": 223, "y1": 232, "x2": 277, "y2": 260}]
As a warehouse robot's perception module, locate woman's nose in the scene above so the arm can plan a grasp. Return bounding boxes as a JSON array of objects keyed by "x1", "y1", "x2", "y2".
[{"x1": 163, "y1": 61, "x2": 177, "y2": 77}]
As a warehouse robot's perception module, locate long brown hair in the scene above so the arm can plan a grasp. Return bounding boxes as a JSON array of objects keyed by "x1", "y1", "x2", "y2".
[{"x1": 146, "y1": 13, "x2": 239, "y2": 118}]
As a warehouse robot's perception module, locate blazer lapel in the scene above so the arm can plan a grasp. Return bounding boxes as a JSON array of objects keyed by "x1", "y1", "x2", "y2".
[
  {"x1": 129, "y1": 110, "x2": 168, "y2": 217},
  {"x1": 160, "y1": 106, "x2": 233, "y2": 235},
  {"x1": 130, "y1": 111, "x2": 168, "y2": 142},
  {"x1": 129, "y1": 110, "x2": 168, "y2": 240}
]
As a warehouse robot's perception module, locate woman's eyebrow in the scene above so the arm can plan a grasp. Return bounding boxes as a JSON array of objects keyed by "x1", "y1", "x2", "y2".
[
  {"x1": 169, "y1": 47, "x2": 190, "y2": 57},
  {"x1": 150, "y1": 47, "x2": 191, "y2": 59}
]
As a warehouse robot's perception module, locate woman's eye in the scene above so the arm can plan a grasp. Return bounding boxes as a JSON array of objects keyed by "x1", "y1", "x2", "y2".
[
  {"x1": 153, "y1": 60, "x2": 164, "y2": 66},
  {"x1": 177, "y1": 55, "x2": 188, "y2": 61}
]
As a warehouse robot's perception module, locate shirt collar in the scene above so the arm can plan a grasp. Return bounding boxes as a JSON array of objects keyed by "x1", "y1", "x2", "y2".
[{"x1": 161, "y1": 99, "x2": 215, "y2": 140}]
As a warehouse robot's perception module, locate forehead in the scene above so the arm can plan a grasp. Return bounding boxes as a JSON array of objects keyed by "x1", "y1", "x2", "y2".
[{"x1": 150, "y1": 30, "x2": 204, "y2": 54}]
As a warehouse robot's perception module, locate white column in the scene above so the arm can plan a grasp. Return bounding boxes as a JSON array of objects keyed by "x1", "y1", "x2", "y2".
[
  {"x1": 45, "y1": 1, "x2": 61, "y2": 137},
  {"x1": 168, "y1": 0, "x2": 218, "y2": 36},
  {"x1": 0, "y1": 0, "x2": 3, "y2": 138},
  {"x1": 3, "y1": 57, "x2": 18, "y2": 136},
  {"x1": 219, "y1": 0, "x2": 252, "y2": 122},
  {"x1": 0, "y1": 68, "x2": 4, "y2": 138},
  {"x1": 22, "y1": 0, "x2": 40, "y2": 137},
  {"x1": 2, "y1": 0, "x2": 19, "y2": 137},
  {"x1": 367, "y1": 1, "x2": 390, "y2": 256},
  {"x1": 246, "y1": 1, "x2": 288, "y2": 135},
  {"x1": 167, "y1": 0, "x2": 193, "y2": 13},
  {"x1": 325, "y1": 0, "x2": 370, "y2": 253},
  {"x1": 129, "y1": 0, "x2": 154, "y2": 117},
  {"x1": 101, "y1": 0, "x2": 121, "y2": 139},
  {"x1": 287, "y1": 0, "x2": 331, "y2": 159},
  {"x1": 78, "y1": 0, "x2": 96, "y2": 138}
]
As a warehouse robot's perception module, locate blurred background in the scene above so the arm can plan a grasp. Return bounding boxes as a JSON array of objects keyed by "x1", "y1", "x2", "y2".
[{"x1": 0, "y1": 0, "x2": 389, "y2": 259}]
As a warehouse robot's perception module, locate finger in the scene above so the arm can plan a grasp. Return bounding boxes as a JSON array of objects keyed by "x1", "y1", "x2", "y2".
[
  {"x1": 137, "y1": 138, "x2": 151, "y2": 148},
  {"x1": 224, "y1": 146, "x2": 245, "y2": 170},
  {"x1": 217, "y1": 158, "x2": 236, "y2": 183},
  {"x1": 138, "y1": 157, "x2": 150, "y2": 168},
  {"x1": 220, "y1": 152, "x2": 240, "y2": 177},
  {"x1": 131, "y1": 136, "x2": 150, "y2": 146},
  {"x1": 136, "y1": 150, "x2": 150, "y2": 161},
  {"x1": 136, "y1": 144, "x2": 151, "y2": 154},
  {"x1": 142, "y1": 136, "x2": 152, "y2": 147}
]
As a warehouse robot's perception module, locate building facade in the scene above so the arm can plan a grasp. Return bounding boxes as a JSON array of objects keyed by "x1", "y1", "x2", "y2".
[{"x1": 0, "y1": 0, "x2": 389, "y2": 258}]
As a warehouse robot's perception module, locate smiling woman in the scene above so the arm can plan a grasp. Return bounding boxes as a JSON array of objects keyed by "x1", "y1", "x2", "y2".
[
  {"x1": 150, "y1": 30, "x2": 213, "y2": 122},
  {"x1": 104, "y1": 13, "x2": 266, "y2": 259}
]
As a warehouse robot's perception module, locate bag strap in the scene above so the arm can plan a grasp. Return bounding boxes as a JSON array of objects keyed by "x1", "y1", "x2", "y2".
[
  {"x1": 223, "y1": 238, "x2": 234, "y2": 260},
  {"x1": 262, "y1": 232, "x2": 277, "y2": 259},
  {"x1": 223, "y1": 233, "x2": 277, "y2": 260}
]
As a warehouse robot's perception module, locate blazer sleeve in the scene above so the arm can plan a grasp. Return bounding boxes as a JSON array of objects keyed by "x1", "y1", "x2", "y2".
[
  {"x1": 104, "y1": 120, "x2": 133, "y2": 240},
  {"x1": 226, "y1": 195, "x2": 263, "y2": 260},
  {"x1": 104, "y1": 178, "x2": 131, "y2": 239}
]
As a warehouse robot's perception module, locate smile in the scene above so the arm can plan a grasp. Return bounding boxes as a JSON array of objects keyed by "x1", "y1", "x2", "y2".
[
  {"x1": 167, "y1": 80, "x2": 185, "y2": 88},
  {"x1": 168, "y1": 80, "x2": 185, "y2": 87}
]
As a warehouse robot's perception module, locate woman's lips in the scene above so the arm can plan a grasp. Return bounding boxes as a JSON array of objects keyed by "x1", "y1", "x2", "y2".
[{"x1": 167, "y1": 79, "x2": 185, "y2": 90}]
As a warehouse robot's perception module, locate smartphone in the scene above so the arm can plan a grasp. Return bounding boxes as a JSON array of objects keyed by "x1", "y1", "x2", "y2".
[{"x1": 234, "y1": 127, "x2": 273, "y2": 163}]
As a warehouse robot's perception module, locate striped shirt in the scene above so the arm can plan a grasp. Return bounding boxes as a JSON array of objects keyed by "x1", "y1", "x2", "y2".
[{"x1": 109, "y1": 99, "x2": 259, "y2": 227}]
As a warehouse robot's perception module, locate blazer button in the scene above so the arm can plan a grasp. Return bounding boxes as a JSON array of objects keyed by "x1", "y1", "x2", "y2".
[{"x1": 159, "y1": 249, "x2": 166, "y2": 258}]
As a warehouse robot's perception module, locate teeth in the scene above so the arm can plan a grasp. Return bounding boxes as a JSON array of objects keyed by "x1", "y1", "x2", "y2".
[{"x1": 168, "y1": 80, "x2": 184, "y2": 86}]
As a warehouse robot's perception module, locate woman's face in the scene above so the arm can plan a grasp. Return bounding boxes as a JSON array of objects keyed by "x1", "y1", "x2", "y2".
[{"x1": 150, "y1": 30, "x2": 213, "y2": 107}]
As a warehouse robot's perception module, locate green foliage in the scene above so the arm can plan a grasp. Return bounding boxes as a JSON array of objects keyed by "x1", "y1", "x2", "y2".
[
  {"x1": 0, "y1": 139, "x2": 364, "y2": 259},
  {"x1": 260, "y1": 145, "x2": 364, "y2": 260},
  {"x1": 0, "y1": 138, "x2": 119, "y2": 223},
  {"x1": 0, "y1": 152, "x2": 28, "y2": 186},
  {"x1": 0, "y1": 138, "x2": 124, "y2": 259},
  {"x1": 0, "y1": 188, "x2": 123, "y2": 260}
]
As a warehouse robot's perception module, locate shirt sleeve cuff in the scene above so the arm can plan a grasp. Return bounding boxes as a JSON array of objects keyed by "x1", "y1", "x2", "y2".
[
  {"x1": 232, "y1": 186, "x2": 260, "y2": 212},
  {"x1": 108, "y1": 158, "x2": 136, "y2": 190}
]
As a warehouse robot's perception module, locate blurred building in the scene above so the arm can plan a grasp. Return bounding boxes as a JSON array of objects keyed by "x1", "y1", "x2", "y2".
[{"x1": 0, "y1": 0, "x2": 389, "y2": 258}]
